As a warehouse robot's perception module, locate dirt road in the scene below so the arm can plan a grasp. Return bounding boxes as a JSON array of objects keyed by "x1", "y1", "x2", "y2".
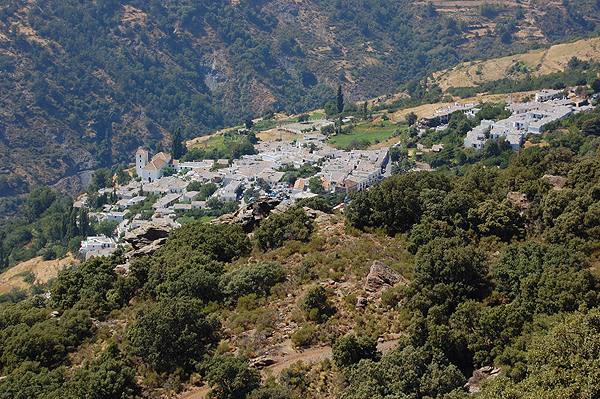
[{"x1": 178, "y1": 339, "x2": 400, "y2": 399}]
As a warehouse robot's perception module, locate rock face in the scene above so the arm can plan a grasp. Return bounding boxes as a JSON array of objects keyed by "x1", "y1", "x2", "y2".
[
  {"x1": 210, "y1": 197, "x2": 330, "y2": 234},
  {"x1": 364, "y1": 260, "x2": 405, "y2": 292},
  {"x1": 124, "y1": 223, "x2": 172, "y2": 250},
  {"x1": 507, "y1": 191, "x2": 530, "y2": 210},
  {"x1": 249, "y1": 355, "x2": 276, "y2": 369},
  {"x1": 116, "y1": 223, "x2": 173, "y2": 274},
  {"x1": 210, "y1": 197, "x2": 281, "y2": 233},
  {"x1": 464, "y1": 366, "x2": 501, "y2": 393},
  {"x1": 542, "y1": 174, "x2": 567, "y2": 190}
]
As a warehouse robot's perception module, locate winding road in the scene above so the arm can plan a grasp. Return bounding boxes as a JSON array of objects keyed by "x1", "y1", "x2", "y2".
[{"x1": 178, "y1": 339, "x2": 400, "y2": 399}]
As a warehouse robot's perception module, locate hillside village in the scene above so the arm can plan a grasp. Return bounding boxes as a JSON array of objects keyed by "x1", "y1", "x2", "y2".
[
  {"x1": 77, "y1": 88, "x2": 593, "y2": 259},
  {"x1": 78, "y1": 131, "x2": 390, "y2": 258}
]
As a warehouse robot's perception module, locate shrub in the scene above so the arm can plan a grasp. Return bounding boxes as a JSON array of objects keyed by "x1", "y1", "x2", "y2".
[
  {"x1": 296, "y1": 197, "x2": 333, "y2": 213},
  {"x1": 204, "y1": 355, "x2": 261, "y2": 399},
  {"x1": 291, "y1": 323, "x2": 317, "y2": 347},
  {"x1": 220, "y1": 262, "x2": 286, "y2": 300},
  {"x1": 161, "y1": 222, "x2": 251, "y2": 263},
  {"x1": 381, "y1": 286, "x2": 406, "y2": 308},
  {"x1": 332, "y1": 334, "x2": 380, "y2": 369},
  {"x1": 299, "y1": 285, "x2": 334, "y2": 322},
  {"x1": 125, "y1": 298, "x2": 220, "y2": 373},
  {"x1": 254, "y1": 207, "x2": 314, "y2": 250}
]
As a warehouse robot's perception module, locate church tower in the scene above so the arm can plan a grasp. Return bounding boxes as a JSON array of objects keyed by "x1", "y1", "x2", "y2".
[{"x1": 136, "y1": 149, "x2": 148, "y2": 178}]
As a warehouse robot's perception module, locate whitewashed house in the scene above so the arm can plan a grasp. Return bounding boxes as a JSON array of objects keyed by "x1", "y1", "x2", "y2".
[{"x1": 80, "y1": 236, "x2": 116, "y2": 253}]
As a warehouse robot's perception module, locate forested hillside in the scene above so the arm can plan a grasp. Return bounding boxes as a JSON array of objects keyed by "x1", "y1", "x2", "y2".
[
  {"x1": 0, "y1": 0, "x2": 599, "y2": 197},
  {"x1": 2, "y1": 143, "x2": 600, "y2": 398}
]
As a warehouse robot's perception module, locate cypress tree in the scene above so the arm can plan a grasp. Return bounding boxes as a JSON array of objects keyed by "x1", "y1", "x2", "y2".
[
  {"x1": 171, "y1": 128, "x2": 183, "y2": 160},
  {"x1": 80, "y1": 208, "x2": 89, "y2": 237},
  {"x1": 337, "y1": 85, "x2": 344, "y2": 113}
]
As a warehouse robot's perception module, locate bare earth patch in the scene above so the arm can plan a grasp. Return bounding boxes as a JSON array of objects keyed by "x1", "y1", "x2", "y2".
[
  {"x1": 0, "y1": 254, "x2": 79, "y2": 296},
  {"x1": 434, "y1": 37, "x2": 600, "y2": 90}
]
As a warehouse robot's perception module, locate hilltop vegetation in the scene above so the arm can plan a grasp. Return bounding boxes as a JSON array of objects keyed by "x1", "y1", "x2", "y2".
[
  {"x1": 1, "y1": 130, "x2": 600, "y2": 398},
  {"x1": 1, "y1": 0, "x2": 600, "y2": 199}
]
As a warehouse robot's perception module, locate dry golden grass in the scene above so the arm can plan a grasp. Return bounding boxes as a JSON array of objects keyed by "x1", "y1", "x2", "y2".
[
  {"x1": 435, "y1": 37, "x2": 600, "y2": 90},
  {"x1": 0, "y1": 254, "x2": 79, "y2": 296},
  {"x1": 256, "y1": 129, "x2": 300, "y2": 141}
]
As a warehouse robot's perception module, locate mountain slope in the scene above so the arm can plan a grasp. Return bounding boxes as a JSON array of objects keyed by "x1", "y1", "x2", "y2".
[{"x1": 0, "y1": 0, "x2": 599, "y2": 198}]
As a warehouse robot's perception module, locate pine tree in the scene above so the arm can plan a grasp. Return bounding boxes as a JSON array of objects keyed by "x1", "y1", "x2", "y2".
[{"x1": 337, "y1": 85, "x2": 344, "y2": 113}]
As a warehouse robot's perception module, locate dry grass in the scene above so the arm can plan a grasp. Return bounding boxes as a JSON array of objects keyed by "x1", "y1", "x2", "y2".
[
  {"x1": 435, "y1": 37, "x2": 600, "y2": 90},
  {"x1": 256, "y1": 129, "x2": 300, "y2": 141},
  {"x1": 0, "y1": 254, "x2": 80, "y2": 296}
]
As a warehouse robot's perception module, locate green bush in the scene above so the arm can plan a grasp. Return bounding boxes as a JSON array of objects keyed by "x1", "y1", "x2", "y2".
[
  {"x1": 254, "y1": 207, "x2": 314, "y2": 250},
  {"x1": 161, "y1": 222, "x2": 251, "y2": 263},
  {"x1": 299, "y1": 285, "x2": 334, "y2": 322},
  {"x1": 291, "y1": 323, "x2": 317, "y2": 348},
  {"x1": 125, "y1": 298, "x2": 220, "y2": 373},
  {"x1": 296, "y1": 197, "x2": 333, "y2": 213},
  {"x1": 220, "y1": 261, "x2": 286, "y2": 300},
  {"x1": 204, "y1": 355, "x2": 261, "y2": 399},
  {"x1": 332, "y1": 334, "x2": 380, "y2": 369}
]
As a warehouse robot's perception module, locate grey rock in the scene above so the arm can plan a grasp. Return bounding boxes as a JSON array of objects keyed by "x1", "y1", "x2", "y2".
[
  {"x1": 250, "y1": 355, "x2": 276, "y2": 369},
  {"x1": 464, "y1": 366, "x2": 501, "y2": 394},
  {"x1": 127, "y1": 237, "x2": 168, "y2": 259},
  {"x1": 364, "y1": 260, "x2": 405, "y2": 292},
  {"x1": 124, "y1": 223, "x2": 171, "y2": 250},
  {"x1": 210, "y1": 198, "x2": 327, "y2": 233},
  {"x1": 210, "y1": 197, "x2": 282, "y2": 233},
  {"x1": 355, "y1": 296, "x2": 368, "y2": 308},
  {"x1": 542, "y1": 174, "x2": 567, "y2": 190}
]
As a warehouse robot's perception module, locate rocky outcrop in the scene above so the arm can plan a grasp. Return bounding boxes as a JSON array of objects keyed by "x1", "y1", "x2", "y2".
[
  {"x1": 364, "y1": 260, "x2": 406, "y2": 292},
  {"x1": 507, "y1": 191, "x2": 530, "y2": 210},
  {"x1": 542, "y1": 174, "x2": 567, "y2": 190},
  {"x1": 250, "y1": 355, "x2": 276, "y2": 369},
  {"x1": 124, "y1": 223, "x2": 172, "y2": 250},
  {"x1": 128, "y1": 237, "x2": 169, "y2": 259},
  {"x1": 464, "y1": 366, "x2": 501, "y2": 393},
  {"x1": 210, "y1": 197, "x2": 281, "y2": 233},
  {"x1": 116, "y1": 223, "x2": 173, "y2": 274},
  {"x1": 210, "y1": 198, "x2": 330, "y2": 233},
  {"x1": 355, "y1": 296, "x2": 368, "y2": 308}
]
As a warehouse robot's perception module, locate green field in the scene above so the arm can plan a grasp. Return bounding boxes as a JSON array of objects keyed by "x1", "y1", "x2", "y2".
[
  {"x1": 282, "y1": 112, "x2": 326, "y2": 122},
  {"x1": 191, "y1": 131, "x2": 247, "y2": 151},
  {"x1": 252, "y1": 120, "x2": 277, "y2": 131},
  {"x1": 328, "y1": 121, "x2": 402, "y2": 149}
]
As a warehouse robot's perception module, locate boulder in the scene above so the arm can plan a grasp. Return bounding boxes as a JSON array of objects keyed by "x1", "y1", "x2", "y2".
[
  {"x1": 507, "y1": 191, "x2": 530, "y2": 210},
  {"x1": 210, "y1": 198, "x2": 327, "y2": 233},
  {"x1": 124, "y1": 222, "x2": 172, "y2": 250},
  {"x1": 250, "y1": 355, "x2": 276, "y2": 369},
  {"x1": 210, "y1": 197, "x2": 281, "y2": 233},
  {"x1": 364, "y1": 260, "x2": 405, "y2": 292},
  {"x1": 464, "y1": 366, "x2": 501, "y2": 393},
  {"x1": 355, "y1": 296, "x2": 368, "y2": 308},
  {"x1": 542, "y1": 174, "x2": 567, "y2": 190},
  {"x1": 127, "y1": 237, "x2": 168, "y2": 259}
]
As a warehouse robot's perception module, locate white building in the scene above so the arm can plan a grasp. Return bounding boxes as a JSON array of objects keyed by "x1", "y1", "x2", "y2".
[
  {"x1": 80, "y1": 236, "x2": 116, "y2": 253},
  {"x1": 220, "y1": 180, "x2": 243, "y2": 202},
  {"x1": 136, "y1": 149, "x2": 149, "y2": 177},
  {"x1": 136, "y1": 150, "x2": 173, "y2": 182},
  {"x1": 464, "y1": 103, "x2": 576, "y2": 150},
  {"x1": 535, "y1": 89, "x2": 561, "y2": 103}
]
